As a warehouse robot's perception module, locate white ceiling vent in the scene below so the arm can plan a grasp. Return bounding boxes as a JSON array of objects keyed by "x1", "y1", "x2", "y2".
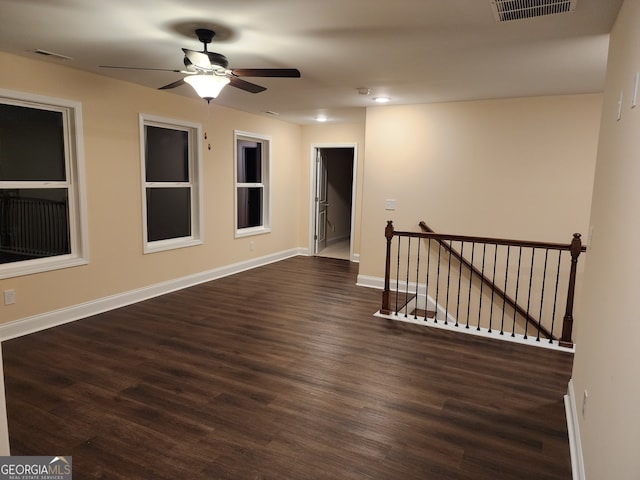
[{"x1": 491, "y1": 0, "x2": 577, "y2": 22}]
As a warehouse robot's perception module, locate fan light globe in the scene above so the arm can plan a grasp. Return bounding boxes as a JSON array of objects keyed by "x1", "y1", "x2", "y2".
[{"x1": 184, "y1": 75, "x2": 230, "y2": 102}]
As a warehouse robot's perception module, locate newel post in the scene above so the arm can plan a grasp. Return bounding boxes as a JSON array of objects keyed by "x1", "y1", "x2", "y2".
[
  {"x1": 560, "y1": 233, "x2": 583, "y2": 348},
  {"x1": 381, "y1": 221, "x2": 395, "y2": 315}
]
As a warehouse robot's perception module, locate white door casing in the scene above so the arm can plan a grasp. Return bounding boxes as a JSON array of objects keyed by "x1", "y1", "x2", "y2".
[{"x1": 309, "y1": 144, "x2": 358, "y2": 260}]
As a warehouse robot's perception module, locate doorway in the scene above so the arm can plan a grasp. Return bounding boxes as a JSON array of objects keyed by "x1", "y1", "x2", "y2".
[{"x1": 310, "y1": 145, "x2": 357, "y2": 261}]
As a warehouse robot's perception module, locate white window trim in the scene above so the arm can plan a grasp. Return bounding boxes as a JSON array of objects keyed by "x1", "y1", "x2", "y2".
[
  {"x1": 234, "y1": 130, "x2": 271, "y2": 238},
  {"x1": 0, "y1": 89, "x2": 89, "y2": 280},
  {"x1": 139, "y1": 114, "x2": 203, "y2": 254}
]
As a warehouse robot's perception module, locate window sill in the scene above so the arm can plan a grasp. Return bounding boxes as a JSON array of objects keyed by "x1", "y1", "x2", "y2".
[
  {"x1": 143, "y1": 238, "x2": 203, "y2": 254},
  {"x1": 0, "y1": 256, "x2": 89, "y2": 280},
  {"x1": 234, "y1": 226, "x2": 271, "y2": 238}
]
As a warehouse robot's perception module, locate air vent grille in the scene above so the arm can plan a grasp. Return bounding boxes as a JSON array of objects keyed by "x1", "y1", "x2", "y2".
[{"x1": 491, "y1": 0, "x2": 577, "y2": 22}]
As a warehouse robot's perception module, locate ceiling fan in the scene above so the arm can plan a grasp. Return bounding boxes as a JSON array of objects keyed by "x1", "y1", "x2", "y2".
[{"x1": 100, "y1": 28, "x2": 301, "y2": 102}]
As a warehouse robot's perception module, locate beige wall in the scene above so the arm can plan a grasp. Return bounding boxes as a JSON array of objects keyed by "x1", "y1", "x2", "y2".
[
  {"x1": 0, "y1": 52, "x2": 302, "y2": 323},
  {"x1": 358, "y1": 94, "x2": 602, "y2": 279},
  {"x1": 571, "y1": 1, "x2": 640, "y2": 478}
]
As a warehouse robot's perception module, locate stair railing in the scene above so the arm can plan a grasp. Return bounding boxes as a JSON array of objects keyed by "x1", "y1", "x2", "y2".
[
  {"x1": 418, "y1": 221, "x2": 554, "y2": 340},
  {"x1": 380, "y1": 221, "x2": 586, "y2": 348}
]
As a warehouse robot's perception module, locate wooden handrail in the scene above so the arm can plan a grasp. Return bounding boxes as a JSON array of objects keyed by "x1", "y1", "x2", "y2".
[
  {"x1": 419, "y1": 222, "x2": 554, "y2": 340},
  {"x1": 416, "y1": 222, "x2": 586, "y2": 252}
]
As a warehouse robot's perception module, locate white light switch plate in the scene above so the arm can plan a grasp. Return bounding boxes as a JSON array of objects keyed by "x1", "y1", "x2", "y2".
[{"x1": 4, "y1": 289, "x2": 16, "y2": 305}]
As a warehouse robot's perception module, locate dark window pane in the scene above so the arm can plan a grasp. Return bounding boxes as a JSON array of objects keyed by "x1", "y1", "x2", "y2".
[
  {"x1": 0, "y1": 189, "x2": 70, "y2": 264},
  {"x1": 0, "y1": 104, "x2": 66, "y2": 181},
  {"x1": 237, "y1": 187, "x2": 263, "y2": 229},
  {"x1": 145, "y1": 126, "x2": 189, "y2": 182},
  {"x1": 146, "y1": 187, "x2": 191, "y2": 242},
  {"x1": 237, "y1": 141, "x2": 261, "y2": 183}
]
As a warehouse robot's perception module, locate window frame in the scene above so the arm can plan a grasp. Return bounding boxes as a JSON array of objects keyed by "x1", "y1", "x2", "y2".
[
  {"x1": 139, "y1": 114, "x2": 203, "y2": 254},
  {"x1": 234, "y1": 130, "x2": 271, "y2": 238},
  {"x1": 0, "y1": 88, "x2": 88, "y2": 280}
]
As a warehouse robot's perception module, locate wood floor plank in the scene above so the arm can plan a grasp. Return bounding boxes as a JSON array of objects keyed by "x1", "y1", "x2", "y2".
[{"x1": 2, "y1": 256, "x2": 573, "y2": 479}]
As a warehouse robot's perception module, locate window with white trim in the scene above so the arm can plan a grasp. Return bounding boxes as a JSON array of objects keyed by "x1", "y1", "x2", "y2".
[
  {"x1": 234, "y1": 131, "x2": 270, "y2": 237},
  {"x1": 0, "y1": 90, "x2": 88, "y2": 279},
  {"x1": 140, "y1": 114, "x2": 202, "y2": 253}
]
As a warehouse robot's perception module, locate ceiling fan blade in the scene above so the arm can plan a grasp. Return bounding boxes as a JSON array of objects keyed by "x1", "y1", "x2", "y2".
[
  {"x1": 100, "y1": 65, "x2": 182, "y2": 72},
  {"x1": 229, "y1": 77, "x2": 267, "y2": 94},
  {"x1": 232, "y1": 68, "x2": 301, "y2": 78},
  {"x1": 182, "y1": 48, "x2": 211, "y2": 70},
  {"x1": 158, "y1": 78, "x2": 186, "y2": 90}
]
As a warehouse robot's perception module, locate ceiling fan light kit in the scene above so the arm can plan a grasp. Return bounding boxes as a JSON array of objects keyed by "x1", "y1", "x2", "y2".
[{"x1": 184, "y1": 74, "x2": 230, "y2": 102}]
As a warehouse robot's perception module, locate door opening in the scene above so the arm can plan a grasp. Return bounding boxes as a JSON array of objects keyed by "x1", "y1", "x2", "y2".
[{"x1": 311, "y1": 145, "x2": 356, "y2": 261}]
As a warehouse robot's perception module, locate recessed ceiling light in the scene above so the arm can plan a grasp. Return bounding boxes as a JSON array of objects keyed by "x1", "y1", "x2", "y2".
[
  {"x1": 316, "y1": 115, "x2": 328, "y2": 122},
  {"x1": 373, "y1": 97, "x2": 390, "y2": 103}
]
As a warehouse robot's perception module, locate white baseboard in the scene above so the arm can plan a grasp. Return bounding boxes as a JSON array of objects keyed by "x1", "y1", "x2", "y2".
[
  {"x1": 356, "y1": 274, "x2": 383, "y2": 289},
  {"x1": 0, "y1": 248, "x2": 307, "y2": 342},
  {"x1": 565, "y1": 379, "x2": 585, "y2": 480}
]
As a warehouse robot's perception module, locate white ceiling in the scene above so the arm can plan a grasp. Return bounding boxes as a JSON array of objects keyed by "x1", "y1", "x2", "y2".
[{"x1": 0, "y1": 0, "x2": 623, "y2": 125}]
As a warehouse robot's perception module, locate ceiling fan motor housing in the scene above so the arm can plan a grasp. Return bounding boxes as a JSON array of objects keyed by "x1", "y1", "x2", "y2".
[{"x1": 195, "y1": 28, "x2": 215, "y2": 44}]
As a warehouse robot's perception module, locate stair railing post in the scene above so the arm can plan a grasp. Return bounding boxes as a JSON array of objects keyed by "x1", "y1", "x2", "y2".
[
  {"x1": 381, "y1": 221, "x2": 394, "y2": 315},
  {"x1": 559, "y1": 233, "x2": 583, "y2": 348}
]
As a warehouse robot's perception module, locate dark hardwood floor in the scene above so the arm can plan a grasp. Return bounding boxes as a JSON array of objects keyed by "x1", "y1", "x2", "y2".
[{"x1": 2, "y1": 256, "x2": 574, "y2": 479}]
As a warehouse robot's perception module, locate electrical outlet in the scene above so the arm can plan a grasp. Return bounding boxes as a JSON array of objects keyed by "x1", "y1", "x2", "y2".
[
  {"x1": 250, "y1": 241, "x2": 255, "y2": 252},
  {"x1": 4, "y1": 289, "x2": 16, "y2": 305},
  {"x1": 582, "y1": 390, "x2": 589, "y2": 418}
]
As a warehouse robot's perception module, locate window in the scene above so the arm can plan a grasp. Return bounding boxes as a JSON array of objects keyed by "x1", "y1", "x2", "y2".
[
  {"x1": 0, "y1": 90, "x2": 88, "y2": 279},
  {"x1": 140, "y1": 114, "x2": 202, "y2": 253},
  {"x1": 234, "y1": 131, "x2": 270, "y2": 237}
]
